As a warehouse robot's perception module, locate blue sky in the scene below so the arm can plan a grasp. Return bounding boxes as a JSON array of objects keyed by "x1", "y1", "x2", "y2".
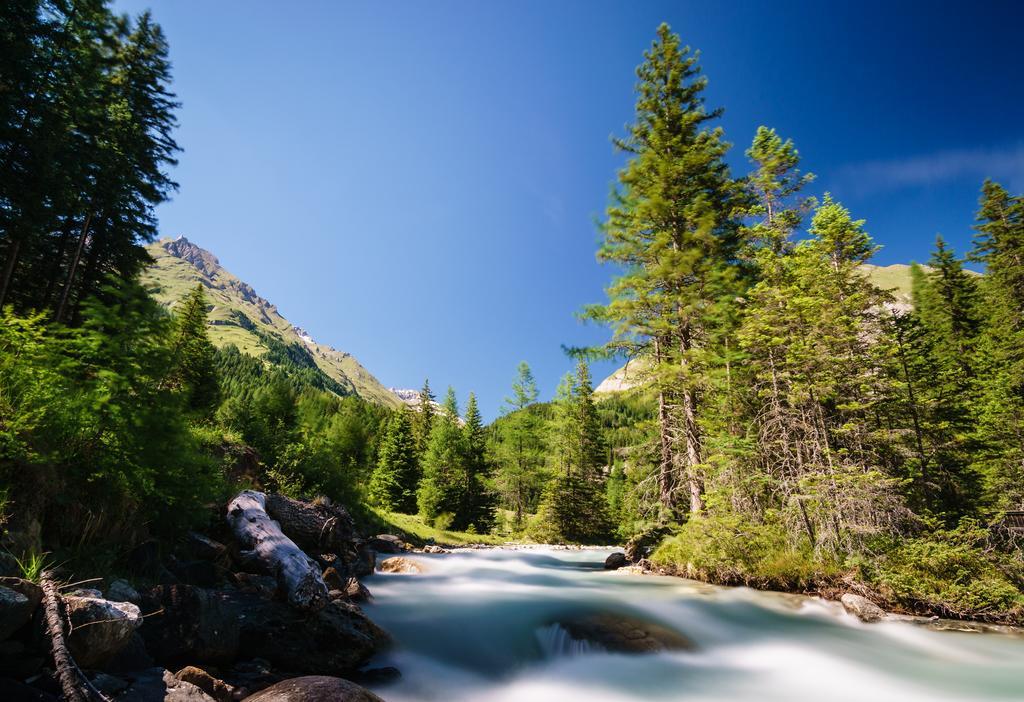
[{"x1": 114, "y1": 0, "x2": 1024, "y2": 420}]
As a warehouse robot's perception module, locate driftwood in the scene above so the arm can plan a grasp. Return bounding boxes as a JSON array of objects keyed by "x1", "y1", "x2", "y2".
[{"x1": 226, "y1": 490, "x2": 329, "y2": 612}]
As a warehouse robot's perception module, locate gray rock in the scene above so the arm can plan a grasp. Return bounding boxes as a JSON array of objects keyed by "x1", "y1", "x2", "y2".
[
  {"x1": 421, "y1": 545, "x2": 448, "y2": 554},
  {"x1": 245, "y1": 676, "x2": 384, "y2": 702},
  {"x1": 603, "y1": 552, "x2": 627, "y2": 570},
  {"x1": 0, "y1": 585, "x2": 33, "y2": 640},
  {"x1": 107, "y1": 579, "x2": 142, "y2": 605},
  {"x1": 118, "y1": 668, "x2": 216, "y2": 702},
  {"x1": 841, "y1": 593, "x2": 887, "y2": 623},
  {"x1": 64, "y1": 595, "x2": 143, "y2": 667},
  {"x1": 552, "y1": 612, "x2": 695, "y2": 653}
]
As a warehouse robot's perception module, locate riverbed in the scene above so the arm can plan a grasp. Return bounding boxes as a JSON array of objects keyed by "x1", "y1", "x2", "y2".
[{"x1": 363, "y1": 547, "x2": 1024, "y2": 701}]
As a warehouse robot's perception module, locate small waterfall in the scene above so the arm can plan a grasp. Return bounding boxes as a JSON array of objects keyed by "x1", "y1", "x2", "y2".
[{"x1": 535, "y1": 623, "x2": 606, "y2": 658}]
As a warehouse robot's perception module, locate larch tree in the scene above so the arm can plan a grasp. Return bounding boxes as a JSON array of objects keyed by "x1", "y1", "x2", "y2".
[{"x1": 589, "y1": 24, "x2": 745, "y2": 517}]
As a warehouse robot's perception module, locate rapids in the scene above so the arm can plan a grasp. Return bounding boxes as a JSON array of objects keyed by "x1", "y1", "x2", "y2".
[{"x1": 362, "y1": 547, "x2": 1024, "y2": 701}]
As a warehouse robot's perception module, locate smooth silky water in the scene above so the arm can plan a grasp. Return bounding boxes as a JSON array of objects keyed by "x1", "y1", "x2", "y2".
[{"x1": 362, "y1": 547, "x2": 1024, "y2": 701}]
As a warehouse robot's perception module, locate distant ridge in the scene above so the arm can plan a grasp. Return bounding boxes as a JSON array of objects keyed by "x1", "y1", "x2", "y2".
[{"x1": 142, "y1": 237, "x2": 402, "y2": 408}]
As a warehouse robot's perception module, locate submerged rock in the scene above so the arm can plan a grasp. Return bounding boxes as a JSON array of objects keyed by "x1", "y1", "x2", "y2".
[
  {"x1": 550, "y1": 612, "x2": 695, "y2": 654},
  {"x1": 379, "y1": 557, "x2": 423, "y2": 574},
  {"x1": 841, "y1": 593, "x2": 887, "y2": 623},
  {"x1": 603, "y1": 553, "x2": 627, "y2": 570},
  {"x1": 245, "y1": 675, "x2": 384, "y2": 702}
]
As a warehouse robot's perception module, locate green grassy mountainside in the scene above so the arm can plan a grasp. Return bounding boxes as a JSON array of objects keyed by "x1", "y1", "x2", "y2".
[{"x1": 142, "y1": 237, "x2": 402, "y2": 408}]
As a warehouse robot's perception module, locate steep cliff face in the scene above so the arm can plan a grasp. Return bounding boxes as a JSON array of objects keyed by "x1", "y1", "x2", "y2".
[{"x1": 142, "y1": 237, "x2": 402, "y2": 408}]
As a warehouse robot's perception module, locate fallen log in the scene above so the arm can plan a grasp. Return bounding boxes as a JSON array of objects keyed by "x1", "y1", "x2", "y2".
[
  {"x1": 226, "y1": 490, "x2": 329, "y2": 612},
  {"x1": 40, "y1": 571, "x2": 111, "y2": 702},
  {"x1": 264, "y1": 494, "x2": 374, "y2": 578}
]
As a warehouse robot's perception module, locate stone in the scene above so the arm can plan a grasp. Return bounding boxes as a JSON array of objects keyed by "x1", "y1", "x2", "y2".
[
  {"x1": 367, "y1": 535, "x2": 405, "y2": 554},
  {"x1": 0, "y1": 639, "x2": 44, "y2": 679},
  {"x1": 107, "y1": 579, "x2": 142, "y2": 605},
  {"x1": 90, "y1": 673, "x2": 131, "y2": 696},
  {"x1": 322, "y1": 567, "x2": 346, "y2": 591},
  {"x1": 140, "y1": 585, "x2": 389, "y2": 676},
  {"x1": 421, "y1": 545, "x2": 448, "y2": 554},
  {"x1": 186, "y1": 532, "x2": 229, "y2": 563},
  {"x1": 103, "y1": 632, "x2": 155, "y2": 674},
  {"x1": 603, "y1": 552, "x2": 627, "y2": 570},
  {"x1": 245, "y1": 676, "x2": 384, "y2": 702},
  {"x1": 64, "y1": 595, "x2": 143, "y2": 668},
  {"x1": 175, "y1": 666, "x2": 235, "y2": 702},
  {"x1": 118, "y1": 668, "x2": 216, "y2": 702},
  {"x1": 378, "y1": 557, "x2": 422, "y2": 574},
  {"x1": 0, "y1": 585, "x2": 33, "y2": 641},
  {"x1": 552, "y1": 612, "x2": 695, "y2": 654},
  {"x1": 840, "y1": 593, "x2": 887, "y2": 623},
  {"x1": 344, "y1": 578, "x2": 371, "y2": 602}
]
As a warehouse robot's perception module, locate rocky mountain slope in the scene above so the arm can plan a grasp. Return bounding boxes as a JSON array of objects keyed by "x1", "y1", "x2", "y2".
[{"x1": 142, "y1": 237, "x2": 401, "y2": 408}]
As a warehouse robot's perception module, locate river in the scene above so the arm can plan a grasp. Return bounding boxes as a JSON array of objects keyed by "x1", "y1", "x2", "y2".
[{"x1": 362, "y1": 547, "x2": 1024, "y2": 701}]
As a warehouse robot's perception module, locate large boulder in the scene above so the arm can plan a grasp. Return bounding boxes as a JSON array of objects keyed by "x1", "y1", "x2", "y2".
[
  {"x1": 106, "y1": 579, "x2": 142, "y2": 605},
  {"x1": 603, "y1": 553, "x2": 627, "y2": 570},
  {"x1": 841, "y1": 593, "x2": 887, "y2": 623},
  {"x1": 245, "y1": 676, "x2": 384, "y2": 702},
  {"x1": 0, "y1": 586, "x2": 34, "y2": 641},
  {"x1": 140, "y1": 585, "x2": 389, "y2": 675},
  {"x1": 551, "y1": 612, "x2": 694, "y2": 654},
  {"x1": 64, "y1": 595, "x2": 142, "y2": 668}
]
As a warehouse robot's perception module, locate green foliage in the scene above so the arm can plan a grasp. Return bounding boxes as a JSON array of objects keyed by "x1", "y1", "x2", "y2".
[
  {"x1": 859, "y1": 522, "x2": 1024, "y2": 622},
  {"x1": 369, "y1": 407, "x2": 419, "y2": 512},
  {"x1": 652, "y1": 513, "x2": 833, "y2": 590}
]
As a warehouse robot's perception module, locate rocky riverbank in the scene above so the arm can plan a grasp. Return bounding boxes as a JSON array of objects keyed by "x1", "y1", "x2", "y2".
[{"x1": 0, "y1": 492, "x2": 403, "y2": 701}]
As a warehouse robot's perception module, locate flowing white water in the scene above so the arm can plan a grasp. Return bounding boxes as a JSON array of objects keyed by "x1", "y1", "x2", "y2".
[{"x1": 362, "y1": 547, "x2": 1024, "y2": 701}]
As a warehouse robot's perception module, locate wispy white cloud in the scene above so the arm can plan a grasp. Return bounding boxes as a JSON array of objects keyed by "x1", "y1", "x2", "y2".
[{"x1": 832, "y1": 144, "x2": 1024, "y2": 197}]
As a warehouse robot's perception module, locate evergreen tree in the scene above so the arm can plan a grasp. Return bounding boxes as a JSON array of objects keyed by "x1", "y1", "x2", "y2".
[
  {"x1": 412, "y1": 378, "x2": 435, "y2": 456},
  {"x1": 588, "y1": 23, "x2": 746, "y2": 516},
  {"x1": 969, "y1": 181, "x2": 1024, "y2": 509},
  {"x1": 368, "y1": 407, "x2": 419, "y2": 513},
  {"x1": 537, "y1": 361, "x2": 610, "y2": 543},
  {"x1": 492, "y1": 361, "x2": 545, "y2": 528},
  {"x1": 417, "y1": 387, "x2": 467, "y2": 527},
  {"x1": 462, "y1": 392, "x2": 495, "y2": 531},
  {"x1": 165, "y1": 283, "x2": 219, "y2": 413}
]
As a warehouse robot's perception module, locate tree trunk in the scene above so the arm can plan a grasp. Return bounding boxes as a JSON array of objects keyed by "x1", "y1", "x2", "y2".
[
  {"x1": 226, "y1": 490, "x2": 329, "y2": 612},
  {"x1": 654, "y1": 338, "x2": 676, "y2": 511},
  {"x1": 41, "y1": 571, "x2": 90, "y2": 702},
  {"x1": 55, "y1": 211, "x2": 91, "y2": 323},
  {"x1": 0, "y1": 237, "x2": 20, "y2": 310}
]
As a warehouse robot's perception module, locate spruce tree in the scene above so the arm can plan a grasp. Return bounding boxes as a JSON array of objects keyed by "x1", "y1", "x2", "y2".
[
  {"x1": 462, "y1": 392, "x2": 495, "y2": 531},
  {"x1": 412, "y1": 378, "x2": 435, "y2": 456},
  {"x1": 369, "y1": 407, "x2": 419, "y2": 513},
  {"x1": 493, "y1": 362, "x2": 545, "y2": 528},
  {"x1": 969, "y1": 181, "x2": 1024, "y2": 509},
  {"x1": 165, "y1": 283, "x2": 219, "y2": 413},
  {"x1": 417, "y1": 386, "x2": 467, "y2": 527}
]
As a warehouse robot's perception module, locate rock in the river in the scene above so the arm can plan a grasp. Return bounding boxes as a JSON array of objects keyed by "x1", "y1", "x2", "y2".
[
  {"x1": 378, "y1": 557, "x2": 423, "y2": 574},
  {"x1": 64, "y1": 595, "x2": 142, "y2": 667},
  {"x1": 140, "y1": 585, "x2": 389, "y2": 675},
  {"x1": 344, "y1": 578, "x2": 371, "y2": 602},
  {"x1": 603, "y1": 552, "x2": 627, "y2": 570},
  {"x1": 119, "y1": 667, "x2": 217, "y2": 702},
  {"x1": 322, "y1": 567, "x2": 346, "y2": 591},
  {"x1": 368, "y1": 535, "x2": 406, "y2": 554},
  {"x1": 245, "y1": 676, "x2": 384, "y2": 702},
  {"x1": 553, "y1": 612, "x2": 695, "y2": 653},
  {"x1": 841, "y1": 593, "x2": 887, "y2": 623},
  {"x1": 421, "y1": 545, "x2": 448, "y2": 554},
  {"x1": 106, "y1": 578, "x2": 142, "y2": 605},
  {"x1": 0, "y1": 585, "x2": 33, "y2": 641}
]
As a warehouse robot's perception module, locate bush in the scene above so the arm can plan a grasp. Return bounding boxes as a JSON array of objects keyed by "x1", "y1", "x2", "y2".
[
  {"x1": 652, "y1": 512, "x2": 835, "y2": 590},
  {"x1": 859, "y1": 520, "x2": 1024, "y2": 622}
]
